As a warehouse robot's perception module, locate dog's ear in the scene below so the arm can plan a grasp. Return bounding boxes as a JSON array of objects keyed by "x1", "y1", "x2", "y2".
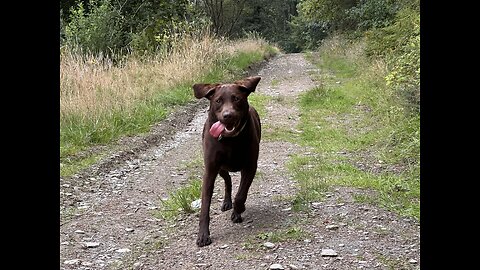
[
  {"x1": 236, "y1": 76, "x2": 261, "y2": 93},
  {"x1": 193, "y1": 83, "x2": 219, "y2": 99}
]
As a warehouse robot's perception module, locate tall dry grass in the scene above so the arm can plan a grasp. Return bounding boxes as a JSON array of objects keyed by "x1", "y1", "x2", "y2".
[{"x1": 60, "y1": 32, "x2": 270, "y2": 119}]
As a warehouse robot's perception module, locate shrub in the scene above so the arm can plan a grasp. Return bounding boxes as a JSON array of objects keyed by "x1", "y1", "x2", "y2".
[
  {"x1": 64, "y1": 0, "x2": 126, "y2": 56},
  {"x1": 365, "y1": 2, "x2": 420, "y2": 110},
  {"x1": 289, "y1": 16, "x2": 330, "y2": 52},
  {"x1": 346, "y1": 0, "x2": 399, "y2": 31},
  {"x1": 130, "y1": 18, "x2": 211, "y2": 56}
]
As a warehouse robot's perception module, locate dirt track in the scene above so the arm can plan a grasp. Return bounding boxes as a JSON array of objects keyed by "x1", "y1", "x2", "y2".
[{"x1": 60, "y1": 53, "x2": 420, "y2": 269}]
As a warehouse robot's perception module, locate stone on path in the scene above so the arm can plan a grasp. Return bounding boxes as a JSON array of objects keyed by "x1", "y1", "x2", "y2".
[
  {"x1": 269, "y1": 263, "x2": 285, "y2": 269},
  {"x1": 263, "y1": 242, "x2": 275, "y2": 249},
  {"x1": 64, "y1": 259, "x2": 81, "y2": 265},
  {"x1": 320, "y1": 249, "x2": 338, "y2": 257}
]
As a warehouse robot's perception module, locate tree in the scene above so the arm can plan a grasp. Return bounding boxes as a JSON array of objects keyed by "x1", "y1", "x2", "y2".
[{"x1": 198, "y1": 0, "x2": 247, "y2": 37}]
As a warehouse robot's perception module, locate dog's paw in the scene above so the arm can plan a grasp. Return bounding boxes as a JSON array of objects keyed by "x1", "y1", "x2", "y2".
[
  {"x1": 221, "y1": 199, "x2": 232, "y2": 212},
  {"x1": 196, "y1": 233, "x2": 212, "y2": 247},
  {"x1": 231, "y1": 212, "x2": 243, "y2": 223},
  {"x1": 234, "y1": 202, "x2": 245, "y2": 214}
]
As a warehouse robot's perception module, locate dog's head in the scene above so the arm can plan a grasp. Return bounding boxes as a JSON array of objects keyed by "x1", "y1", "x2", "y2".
[{"x1": 193, "y1": 76, "x2": 261, "y2": 138}]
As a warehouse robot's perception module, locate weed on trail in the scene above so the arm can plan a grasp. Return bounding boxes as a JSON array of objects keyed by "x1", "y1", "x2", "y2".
[
  {"x1": 158, "y1": 178, "x2": 202, "y2": 220},
  {"x1": 290, "y1": 37, "x2": 420, "y2": 220},
  {"x1": 156, "y1": 158, "x2": 204, "y2": 220}
]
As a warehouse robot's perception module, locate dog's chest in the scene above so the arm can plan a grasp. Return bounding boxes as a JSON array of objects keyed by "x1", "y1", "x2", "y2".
[{"x1": 214, "y1": 139, "x2": 254, "y2": 171}]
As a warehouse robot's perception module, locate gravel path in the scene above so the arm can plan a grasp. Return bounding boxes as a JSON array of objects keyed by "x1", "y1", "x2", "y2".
[{"x1": 60, "y1": 53, "x2": 420, "y2": 269}]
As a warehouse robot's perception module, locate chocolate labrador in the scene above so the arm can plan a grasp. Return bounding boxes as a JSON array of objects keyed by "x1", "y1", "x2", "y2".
[{"x1": 193, "y1": 76, "x2": 261, "y2": 247}]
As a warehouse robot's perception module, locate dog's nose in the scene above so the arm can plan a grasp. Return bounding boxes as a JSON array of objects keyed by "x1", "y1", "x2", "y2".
[{"x1": 222, "y1": 111, "x2": 232, "y2": 120}]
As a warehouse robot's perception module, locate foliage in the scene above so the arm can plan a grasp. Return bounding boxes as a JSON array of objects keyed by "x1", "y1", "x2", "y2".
[
  {"x1": 295, "y1": 40, "x2": 420, "y2": 220},
  {"x1": 198, "y1": 0, "x2": 248, "y2": 37},
  {"x1": 346, "y1": 0, "x2": 399, "y2": 30},
  {"x1": 159, "y1": 179, "x2": 202, "y2": 220},
  {"x1": 62, "y1": 0, "x2": 196, "y2": 56},
  {"x1": 125, "y1": 0, "x2": 200, "y2": 55},
  {"x1": 130, "y1": 18, "x2": 210, "y2": 56},
  {"x1": 235, "y1": 0, "x2": 299, "y2": 51},
  {"x1": 64, "y1": 0, "x2": 125, "y2": 56},
  {"x1": 365, "y1": 2, "x2": 420, "y2": 109},
  {"x1": 289, "y1": 0, "x2": 420, "y2": 108},
  {"x1": 289, "y1": 14, "x2": 329, "y2": 52},
  {"x1": 297, "y1": 0, "x2": 357, "y2": 31}
]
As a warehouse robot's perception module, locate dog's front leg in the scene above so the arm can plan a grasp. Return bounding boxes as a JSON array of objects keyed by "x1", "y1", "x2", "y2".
[
  {"x1": 197, "y1": 167, "x2": 218, "y2": 247},
  {"x1": 219, "y1": 169, "x2": 233, "y2": 211},
  {"x1": 231, "y1": 166, "x2": 257, "y2": 223}
]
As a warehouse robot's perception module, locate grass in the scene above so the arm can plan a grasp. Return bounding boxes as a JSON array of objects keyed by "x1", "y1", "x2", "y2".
[
  {"x1": 158, "y1": 178, "x2": 202, "y2": 220},
  {"x1": 243, "y1": 226, "x2": 310, "y2": 250},
  {"x1": 289, "y1": 36, "x2": 420, "y2": 220},
  {"x1": 256, "y1": 226, "x2": 309, "y2": 242},
  {"x1": 156, "y1": 157, "x2": 204, "y2": 220},
  {"x1": 60, "y1": 34, "x2": 278, "y2": 177},
  {"x1": 248, "y1": 92, "x2": 270, "y2": 119}
]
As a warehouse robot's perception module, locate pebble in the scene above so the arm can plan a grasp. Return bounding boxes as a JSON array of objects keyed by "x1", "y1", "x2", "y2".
[
  {"x1": 409, "y1": 259, "x2": 418, "y2": 264},
  {"x1": 326, "y1": 225, "x2": 339, "y2": 230},
  {"x1": 64, "y1": 259, "x2": 81, "y2": 265},
  {"x1": 289, "y1": 264, "x2": 299, "y2": 269},
  {"x1": 311, "y1": 202, "x2": 322, "y2": 207},
  {"x1": 116, "y1": 248, "x2": 131, "y2": 253},
  {"x1": 125, "y1": 228, "x2": 135, "y2": 232},
  {"x1": 264, "y1": 242, "x2": 275, "y2": 248},
  {"x1": 74, "y1": 230, "x2": 85, "y2": 234},
  {"x1": 320, "y1": 249, "x2": 338, "y2": 257},
  {"x1": 83, "y1": 242, "x2": 100, "y2": 248},
  {"x1": 269, "y1": 263, "x2": 285, "y2": 269},
  {"x1": 191, "y1": 199, "x2": 201, "y2": 209},
  {"x1": 219, "y1": 244, "x2": 229, "y2": 249}
]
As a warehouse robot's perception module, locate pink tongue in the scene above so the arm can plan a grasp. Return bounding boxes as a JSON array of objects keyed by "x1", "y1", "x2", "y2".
[{"x1": 209, "y1": 121, "x2": 225, "y2": 138}]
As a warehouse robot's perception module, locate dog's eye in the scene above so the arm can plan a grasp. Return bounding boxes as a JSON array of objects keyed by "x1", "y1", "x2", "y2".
[
  {"x1": 215, "y1": 98, "x2": 222, "y2": 104},
  {"x1": 232, "y1": 96, "x2": 240, "y2": 102}
]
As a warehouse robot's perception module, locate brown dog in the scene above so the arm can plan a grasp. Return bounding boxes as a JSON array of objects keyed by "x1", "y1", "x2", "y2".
[{"x1": 193, "y1": 76, "x2": 261, "y2": 247}]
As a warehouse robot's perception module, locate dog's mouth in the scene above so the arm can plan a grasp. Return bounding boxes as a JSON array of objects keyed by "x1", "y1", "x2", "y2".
[
  {"x1": 209, "y1": 121, "x2": 238, "y2": 138},
  {"x1": 224, "y1": 122, "x2": 236, "y2": 132}
]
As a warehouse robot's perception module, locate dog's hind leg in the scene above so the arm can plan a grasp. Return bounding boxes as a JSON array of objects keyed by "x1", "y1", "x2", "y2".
[{"x1": 219, "y1": 169, "x2": 233, "y2": 211}]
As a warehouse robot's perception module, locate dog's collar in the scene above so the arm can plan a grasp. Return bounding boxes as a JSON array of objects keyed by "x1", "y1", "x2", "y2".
[{"x1": 218, "y1": 119, "x2": 248, "y2": 141}]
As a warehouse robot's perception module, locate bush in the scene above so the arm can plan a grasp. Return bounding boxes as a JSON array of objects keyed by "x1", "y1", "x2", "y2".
[
  {"x1": 64, "y1": 0, "x2": 126, "y2": 56},
  {"x1": 130, "y1": 18, "x2": 211, "y2": 56},
  {"x1": 62, "y1": 0, "x2": 199, "y2": 57},
  {"x1": 365, "y1": 2, "x2": 420, "y2": 110},
  {"x1": 289, "y1": 15, "x2": 330, "y2": 52},
  {"x1": 346, "y1": 0, "x2": 399, "y2": 31}
]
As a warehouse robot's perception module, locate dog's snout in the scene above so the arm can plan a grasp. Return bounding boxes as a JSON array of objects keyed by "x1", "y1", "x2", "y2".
[{"x1": 222, "y1": 111, "x2": 233, "y2": 120}]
